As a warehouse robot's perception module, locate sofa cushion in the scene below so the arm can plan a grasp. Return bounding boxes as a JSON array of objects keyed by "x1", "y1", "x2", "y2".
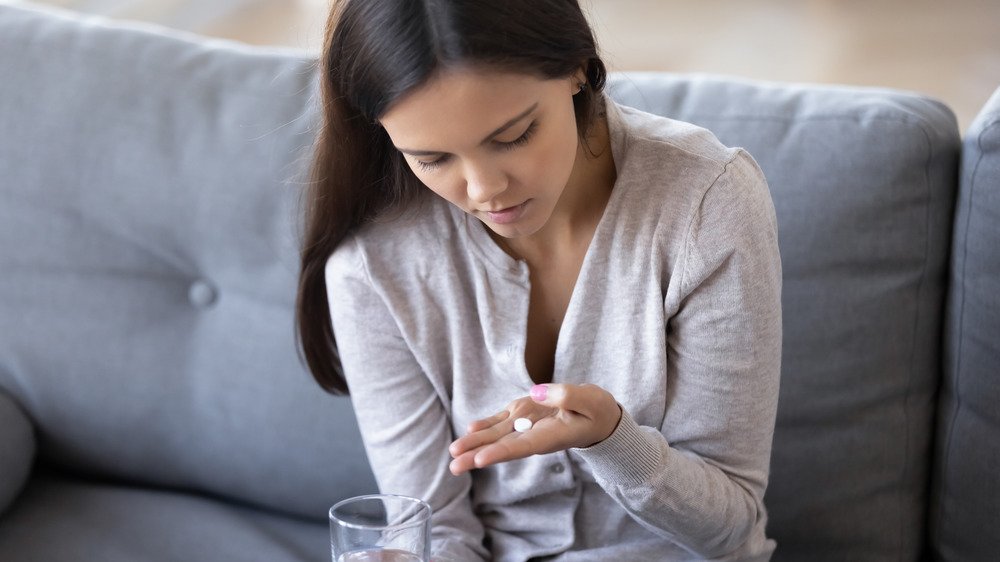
[
  {"x1": 0, "y1": 390, "x2": 35, "y2": 517},
  {"x1": 0, "y1": 472, "x2": 327, "y2": 561},
  {"x1": 0, "y1": 3, "x2": 375, "y2": 520},
  {"x1": 931, "y1": 85, "x2": 1000, "y2": 560},
  {"x1": 608, "y1": 73, "x2": 959, "y2": 560}
]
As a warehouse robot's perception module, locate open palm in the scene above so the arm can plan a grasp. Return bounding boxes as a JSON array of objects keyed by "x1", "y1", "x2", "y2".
[{"x1": 448, "y1": 383, "x2": 622, "y2": 475}]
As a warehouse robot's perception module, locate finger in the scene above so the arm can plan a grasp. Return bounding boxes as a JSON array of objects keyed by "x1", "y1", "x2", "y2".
[
  {"x1": 467, "y1": 410, "x2": 510, "y2": 434},
  {"x1": 453, "y1": 417, "x2": 553, "y2": 472},
  {"x1": 449, "y1": 415, "x2": 514, "y2": 458},
  {"x1": 448, "y1": 449, "x2": 479, "y2": 475},
  {"x1": 451, "y1": 433, "x2": 531, "y2": 475},
  {"x1": 473, "y1": 431, "x2": 551, "y2": 468},
  {"x1": 474, "y1": 440, "x2": 526, "y2": 468}
]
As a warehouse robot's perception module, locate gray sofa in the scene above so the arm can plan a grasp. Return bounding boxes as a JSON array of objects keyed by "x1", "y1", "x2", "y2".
[{"x1": 0, "y1": 2, "x2": 996, "y2": 561}]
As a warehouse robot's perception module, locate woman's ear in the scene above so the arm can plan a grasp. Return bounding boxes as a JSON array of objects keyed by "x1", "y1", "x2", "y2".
[{"x1": 571, "y1": 67, "x2": 588, "y2": 92}]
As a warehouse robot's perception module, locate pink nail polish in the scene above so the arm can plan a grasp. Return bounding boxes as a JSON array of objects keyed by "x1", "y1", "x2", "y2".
[{"x1": 530, "y1": 384, "x2": 547, "y2": 401}]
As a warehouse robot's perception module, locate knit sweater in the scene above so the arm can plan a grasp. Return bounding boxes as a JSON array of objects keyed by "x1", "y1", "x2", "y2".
[{"x1": 326, "y1": 96, "x2": 783, "y2": 561}]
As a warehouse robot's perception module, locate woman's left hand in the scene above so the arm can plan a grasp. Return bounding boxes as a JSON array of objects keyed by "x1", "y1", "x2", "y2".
[{"x1": 448, "y1": 383, "x2": 622, "y2": 475}]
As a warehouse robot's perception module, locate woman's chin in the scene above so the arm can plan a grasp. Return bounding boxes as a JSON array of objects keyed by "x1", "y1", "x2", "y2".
[{"x1": 482, "y1": 219, "x2": 540, "y2": 241}]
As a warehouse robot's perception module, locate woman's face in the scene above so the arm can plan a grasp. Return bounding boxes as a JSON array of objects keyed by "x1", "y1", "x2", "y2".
[{"x1": 379, "y1": 67, "x2": 584, "y2": 240}]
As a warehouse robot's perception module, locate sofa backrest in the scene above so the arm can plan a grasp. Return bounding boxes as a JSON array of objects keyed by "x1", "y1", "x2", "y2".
[
  {"x1": 0, "y1": 3, "x2": 376, "y2": 521},
  {"x1": 607, "y1": 74, "x2": 959, "y2": 560},
  {"x1": 930, "y1": 85, "x2": 1000, "y2": 560}
]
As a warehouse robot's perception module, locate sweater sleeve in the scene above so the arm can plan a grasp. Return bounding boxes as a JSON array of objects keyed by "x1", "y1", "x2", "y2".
[
  {"x1": 573, "y1": 150, "x2": 782, "y2": 559},
  {"x1": 325, "y1": 238, "x2": 489, "y2": 562}
]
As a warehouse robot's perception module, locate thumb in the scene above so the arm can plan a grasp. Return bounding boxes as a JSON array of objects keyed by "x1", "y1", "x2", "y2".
[
  {"x1": 530, "y1": 383, "x2": 565, "y2": 406},
  {"x1": 531, "y1": 383, "x2": 617, "y2": 420}
]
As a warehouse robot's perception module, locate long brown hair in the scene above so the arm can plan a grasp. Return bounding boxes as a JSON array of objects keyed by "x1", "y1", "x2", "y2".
[{"x1": 297, "y1": 0, "x2": 608, "y2": 394}]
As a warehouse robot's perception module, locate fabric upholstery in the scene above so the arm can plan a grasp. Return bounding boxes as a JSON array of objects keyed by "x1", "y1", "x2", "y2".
[
  {"x1": 0, "y1": 472, "x2": 327, "y2": 561},
  {"x1": 608, "y1": 74, "x2": 959, "y2": 560},
  {"x1": 931, "y1": 85, "x2": 1000, "y2": 560},
  {"x1": 0, "y1": 390, "x2": 35, "y2": 517},
  {"x1": 0, "y1": 2, "x2": 376, "y2": 521}
]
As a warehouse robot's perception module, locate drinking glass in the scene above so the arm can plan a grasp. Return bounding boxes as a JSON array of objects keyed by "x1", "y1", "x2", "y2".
[{"x1": 330, "y1": 494, "x2": 432, "y2": 562}]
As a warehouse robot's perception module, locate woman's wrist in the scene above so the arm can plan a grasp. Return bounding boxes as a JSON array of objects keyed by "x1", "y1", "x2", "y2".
[
  {"x1": 573, "y1": 408, "x2": 665, "y2": 487},
  {"x1": 582, "y1": 402, "x2": 623, "y2": 448}
]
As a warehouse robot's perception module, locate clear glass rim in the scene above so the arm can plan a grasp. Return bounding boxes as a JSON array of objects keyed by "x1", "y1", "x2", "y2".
[{"x1": 329, "y1": 494, "x2": 432, "y2": 532}]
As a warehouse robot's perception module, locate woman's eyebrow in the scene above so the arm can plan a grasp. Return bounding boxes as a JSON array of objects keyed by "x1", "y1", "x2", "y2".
[{"x1": 396, "y1": 102, "x2": 539, "y2": 157}]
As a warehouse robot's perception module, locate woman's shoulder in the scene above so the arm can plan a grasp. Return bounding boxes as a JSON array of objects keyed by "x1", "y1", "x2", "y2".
[
  {"x1": 613, "y1": 100, "x2": 743, "y2": 176},
  {"x1": 325, "y1": 194, "x2": 461, "y2": 283},
  {"x1": 605, "y1": 99, "x2": 773, "y2": 268},
  {"x1": 609, "y1": 99, "x2": 768, "y2": 227}
]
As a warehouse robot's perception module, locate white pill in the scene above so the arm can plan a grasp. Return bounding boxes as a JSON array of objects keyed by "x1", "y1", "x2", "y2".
[{"x1": 514, "y1": 417, "x2": 533, "y2": 432}]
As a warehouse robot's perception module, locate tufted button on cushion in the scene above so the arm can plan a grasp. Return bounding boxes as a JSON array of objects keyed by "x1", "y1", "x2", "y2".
[{"x1": 188, "y1": 280, "x2": 218, "y2": 309}]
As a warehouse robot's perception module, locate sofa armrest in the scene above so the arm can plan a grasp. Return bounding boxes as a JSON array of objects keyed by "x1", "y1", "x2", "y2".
[
  {"x1": 0, "y1": 389, "x2": 35, "y2": 517},
  {"x1": 931, "y1": 85, "x2": 1000, "y2": 560}
]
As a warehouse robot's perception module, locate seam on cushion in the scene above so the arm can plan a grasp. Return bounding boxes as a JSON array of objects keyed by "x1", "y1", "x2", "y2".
[
  {"x1": 934, "y1": 119, "x2": 997, "y2": 552},
  {"x1": 899, "y1": 116, "x2": 937, "y2": 562}
]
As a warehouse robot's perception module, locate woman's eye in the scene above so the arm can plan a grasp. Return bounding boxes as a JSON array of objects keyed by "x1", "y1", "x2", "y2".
[
  {"x1": 416, "y1": 156, "x2": 447, "y2": 172},
  {"x1": 497, "y1": 121, "x2": 537, "y2": 151},
  {"x1": 412, "y1": 121, "x2": 538, "y2": 172}
]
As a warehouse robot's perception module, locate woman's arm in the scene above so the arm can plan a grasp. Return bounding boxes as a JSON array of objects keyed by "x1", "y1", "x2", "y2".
[
  {"x1": 576, "y1": 150, "x2": 782, "y2": 557},
  {"x1": 326, "y1": 239, "x2": 490, "y2": 562}
]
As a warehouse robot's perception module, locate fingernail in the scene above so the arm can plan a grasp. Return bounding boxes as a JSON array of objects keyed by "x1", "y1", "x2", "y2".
[{"x1": 530, "y1": 384, "x2": 547, "y2": 401}]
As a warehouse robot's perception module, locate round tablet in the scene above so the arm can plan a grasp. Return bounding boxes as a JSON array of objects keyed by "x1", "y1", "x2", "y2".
[{"x1": 514, "y1": 417, "x2": 533, "y2": 433}]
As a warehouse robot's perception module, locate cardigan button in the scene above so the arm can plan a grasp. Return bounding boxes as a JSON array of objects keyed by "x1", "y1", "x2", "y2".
[{"x1": 550, "y1": 463, "x2": 566, "y2": 474}]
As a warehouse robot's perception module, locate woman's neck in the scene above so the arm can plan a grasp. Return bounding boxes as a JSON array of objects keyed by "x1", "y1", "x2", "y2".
[{"x1": 496, "y1": 111, "x2": 617, "y2": 264}]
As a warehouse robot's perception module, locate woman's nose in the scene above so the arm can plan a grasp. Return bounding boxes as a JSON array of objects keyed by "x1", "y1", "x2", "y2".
[{"x1": 464, "y1": 163, "x2": 508, "y2": 204}]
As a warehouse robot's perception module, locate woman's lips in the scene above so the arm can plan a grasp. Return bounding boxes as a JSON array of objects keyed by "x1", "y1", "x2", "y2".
[{"x1": 486, "y1": 201, "x2": 528, "y2": 225}]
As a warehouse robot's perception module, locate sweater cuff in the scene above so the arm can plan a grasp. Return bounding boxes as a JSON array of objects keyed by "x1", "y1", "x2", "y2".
[{"x1": 572, "y1": 407, "x2": 663, "y2": 487}]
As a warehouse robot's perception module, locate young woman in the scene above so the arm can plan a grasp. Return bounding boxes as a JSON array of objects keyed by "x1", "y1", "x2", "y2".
[{"x1": 297, "y1": 1, "x2": 783, "y2": 560}]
